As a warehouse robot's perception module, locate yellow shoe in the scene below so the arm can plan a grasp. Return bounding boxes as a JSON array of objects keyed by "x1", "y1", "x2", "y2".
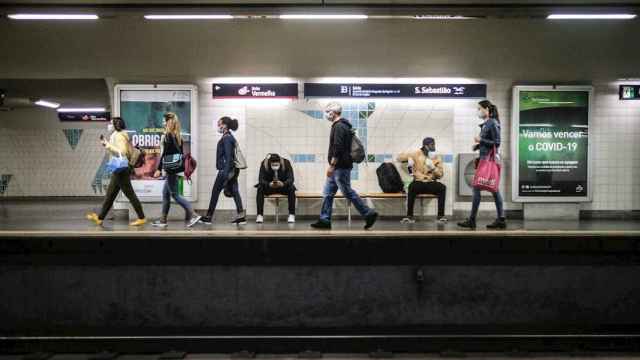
[
  {"x1": 86, "y1": 212, "x2": 103, "y2": 226},
  {"x1": 129, "y1": 218, "x2": 147, "y2": 226}
]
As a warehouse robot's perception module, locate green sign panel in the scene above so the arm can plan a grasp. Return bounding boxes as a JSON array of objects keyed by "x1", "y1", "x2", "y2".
[{"x1": 513, "y1": 87, "x2": 591, "y2": 201}]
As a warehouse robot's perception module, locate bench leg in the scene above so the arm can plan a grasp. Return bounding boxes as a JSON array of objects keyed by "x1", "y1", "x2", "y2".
[
  {"x1": 420, "y1": 197, "x2": 424, "y2": 221},
  {"x1": 347, "y1": 199, "x2": 352, "y2": 225},
  {"x1": 275, "y1": 198, "x2": 280, "y2": 224}
]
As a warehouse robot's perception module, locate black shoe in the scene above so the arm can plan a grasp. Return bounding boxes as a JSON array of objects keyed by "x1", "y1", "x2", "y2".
[
  {"x1": 231, "y1": 216, "x2": 247, "y2": 225},
  {"x1": 486, "y1": 218, "x2": 507, "y2": 229},
  {"x1": 310, "y1": 220, "x2": 332, "y2": 229},
  {"x1": 364, "y1": 211, "x2": 379, "y2": 230},
  {"x1": 199, "y1": 216, "x2": 212, "y2": 225},
  {"x1": 457, "y1": 218, "x2": 476, "y2": 229}
]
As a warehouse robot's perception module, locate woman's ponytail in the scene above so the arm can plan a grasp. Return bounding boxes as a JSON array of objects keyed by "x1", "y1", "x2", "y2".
[{"x1": 220, "y1": 116, "x2": 240, "y2": 131}]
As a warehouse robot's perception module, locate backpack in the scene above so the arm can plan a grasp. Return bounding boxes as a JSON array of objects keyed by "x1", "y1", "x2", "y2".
[
  {"x1": 376, "y1": 162, "x2": 404, "y2": 193},
  {"x1": 234, "y1": 144, "x2": 247, "y2": 170},
  {"x1": 183, "y1": 153, "x2": 197, "y2": 183},
  {"x1": 350, "y1": 130, "x2": 366, "y2": 164}
]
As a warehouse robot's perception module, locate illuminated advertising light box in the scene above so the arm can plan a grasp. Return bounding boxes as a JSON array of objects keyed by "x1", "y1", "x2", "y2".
[
  {"x1": 511, "y1": 86, "x2": 593, "y2": 202},
  {"x1": 304, "y1": 83, "x2": 486, "y2": 98},
  {"x1": 113, "y1": 84, "x2": 198, "y2": 202},
  {"x1": 620, "y1": 85, "x2": 640, "y2": 100},
  {"x1": 58, "y1": 111, "x2": 110, "y2": 122}
]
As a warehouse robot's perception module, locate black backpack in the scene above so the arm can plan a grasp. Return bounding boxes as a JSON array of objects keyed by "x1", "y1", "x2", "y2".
[{"x1": 376, "y1": 163, "x2": 404, "y2": 193}]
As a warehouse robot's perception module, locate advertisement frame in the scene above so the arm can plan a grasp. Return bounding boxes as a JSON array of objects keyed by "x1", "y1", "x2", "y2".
[
  {"x1": 511, "y1": 85, "x2": 593, "y2": 203},
  {"x1": 113, "y1": 84, "x2": 198, "y2": 202}
]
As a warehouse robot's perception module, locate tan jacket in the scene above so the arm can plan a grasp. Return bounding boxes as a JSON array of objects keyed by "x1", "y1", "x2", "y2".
[
  {"x1": 104, "y1": 131, "x2": 130, "y2": 158},
  {"x1": 397, "y1": 149, "x2": 444, "y2": 182}
]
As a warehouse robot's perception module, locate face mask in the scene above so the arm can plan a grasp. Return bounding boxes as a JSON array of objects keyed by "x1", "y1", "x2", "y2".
[
  {"x1": 107, "y1": 124, "x2": 115, "y2": 133},
  {"x1": 270, "y1": 164, "x2": 281, "y2": 171},
  {"x1": 217, "y1": 126, "x2": 225, "y2": 134},
  {"x1": 324, "y1": 112, "x2": 334, "y2": 122},
  {"x1": 477, "y1": 110, "x2": 487, "y2": 120}
]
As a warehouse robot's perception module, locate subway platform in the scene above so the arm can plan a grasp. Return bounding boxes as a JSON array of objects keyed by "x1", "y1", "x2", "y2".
[{"x1": 2, "y1": 200, "x2": 640, "y2": 354}]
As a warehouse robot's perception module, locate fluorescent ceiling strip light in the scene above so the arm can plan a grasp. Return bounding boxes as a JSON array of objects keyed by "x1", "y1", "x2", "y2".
[
  {"x1": 144, "y1": 15, "x2": 234, "y2": 20},
  {"x1": 414, "y1": 15, "x2": 474, "y2": 19},
  {"x1": 547, "y1": 14, "x2": 636, "y2": 19},
  {"x1": 57, "y1": 107, "x2": 106, "y2": 113},
  {"x1": 8, "y1": 14, "x2": 99, "y2": 20},
  {"x1": 279, "y1": 14, "x2": 368, "y2": 20},
  {"x1": 34, "y1": 100, "x2": 60, "y2": 109}
]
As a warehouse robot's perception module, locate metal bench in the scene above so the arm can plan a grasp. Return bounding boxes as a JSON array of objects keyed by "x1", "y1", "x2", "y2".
[{"x1": 266, "y1": 191, "x2": 436, "y2": 223}]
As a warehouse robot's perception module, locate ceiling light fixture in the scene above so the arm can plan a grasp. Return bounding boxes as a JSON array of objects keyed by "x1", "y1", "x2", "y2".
[
  {"x1": 279, "y1": 14, "x2": 368, "y2": 20},
  {"x1": 8, "y1": 14, "x2": 99, "y2": 20},
  {"x1": 144, "y1": 15, "x2": 234, "y2": 20},
  {"x1": 34, "y1": 100, "x2": 60, "y2": 109},
  {"x1": 57, "y1": 108, "x2": 106, "y2": 113},
  {"x1": 547, "y1": 14, "x2": 636, "y2": 19}
]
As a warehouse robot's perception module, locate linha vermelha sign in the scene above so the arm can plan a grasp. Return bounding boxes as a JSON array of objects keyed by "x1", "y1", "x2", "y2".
[
  {"x1": 304, "y1": 83, "x2": 487, "y2": 98},
  {"x1": 620, "y1": 85, "x2": 640, "y2": 100},
  {"x1": 213, "y1": 83, "x2": 298, "y2": 99}
]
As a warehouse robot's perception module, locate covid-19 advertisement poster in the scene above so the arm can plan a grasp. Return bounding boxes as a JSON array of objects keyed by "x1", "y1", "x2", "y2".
[
  {"x1": 511, "y1": 86, "x2": 592, "y2": 202},
  {"x1": 114, "y1": 85, "x2": 198, "y2": 202}
]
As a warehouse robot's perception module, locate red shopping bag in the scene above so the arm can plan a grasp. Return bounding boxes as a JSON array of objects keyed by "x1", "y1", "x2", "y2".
[{"x1": 472, "y1": 147, "x2": 501, "y2": 193}]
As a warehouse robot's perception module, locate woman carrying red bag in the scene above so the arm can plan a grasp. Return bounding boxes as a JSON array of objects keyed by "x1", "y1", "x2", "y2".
[{"x1": 458, "y1": 100, "x2": 506, "y2": 230}]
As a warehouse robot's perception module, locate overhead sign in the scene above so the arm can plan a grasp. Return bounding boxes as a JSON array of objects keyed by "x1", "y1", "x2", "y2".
[
  {"x1": 512, "y1": 86, "x2": 592, "y2": 202},
  {"x1": 213, "y1": 83, "x2": 298, "y2": 99},
  {"x1": 58, "y1": 111, "x2": 110, "y2": 122},
  {"x1": 304, "y1": 83, "x2": 486, "y2": 98},
  {"x1": 620, "y1": 85, "x2": 640, "y2": 100}
]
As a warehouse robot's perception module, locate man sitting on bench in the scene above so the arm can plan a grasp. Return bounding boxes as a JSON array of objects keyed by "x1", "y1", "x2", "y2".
[
  {"x1": 255, "y1": 153, "x2": 296, "y2": 223},
  {"x1": 396, "y1": 137, "x2": 447, "y2": 223}
]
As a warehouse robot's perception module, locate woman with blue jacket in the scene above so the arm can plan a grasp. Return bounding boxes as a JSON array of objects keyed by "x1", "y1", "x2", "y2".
[
  {"x1": 200, "y1": 116, "x2": 246, "y2": 225},
  {"x1": 458, "y1": 100, "x2": 506, "y2": 229}
]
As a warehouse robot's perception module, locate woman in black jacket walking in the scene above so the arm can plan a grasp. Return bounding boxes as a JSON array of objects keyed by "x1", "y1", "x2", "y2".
[
  {"x1": 151, "y1": 112, "x2": 201, "y2": 228},
  {"x1": 200, "y1": 116, "x2": 246, "y2": 225},
  {"x1": 458, "y1": 100, "x2": 506, "y2": 229}
]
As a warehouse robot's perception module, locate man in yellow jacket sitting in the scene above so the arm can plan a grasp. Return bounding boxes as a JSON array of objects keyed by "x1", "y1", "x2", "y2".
[{"x1": 396, "y1": 137, "x2": 447, "y2": 223}]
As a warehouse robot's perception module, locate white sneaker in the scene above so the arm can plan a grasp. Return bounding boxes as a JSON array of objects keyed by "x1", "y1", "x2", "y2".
[
  {"x1": 288, "y1": 214, "x2": 296, "y2": 223},
  {"x1": 438, "y1": 216, "x2": 448, "y2": 223},
  {"x1": 256, "y1": 215, "x2": 264, "y2": 223},
  {"x1": 400, "y1": 217, "x2": 416, "y2": 224}
]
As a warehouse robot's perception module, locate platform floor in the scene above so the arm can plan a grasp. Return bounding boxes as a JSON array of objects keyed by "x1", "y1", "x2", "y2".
[
  {"x1": 1, "y1": 217, "x2": 640, "y2": 238},
  {"x1": 1, "y1": 200, "x2": 640, "y2": 238}
]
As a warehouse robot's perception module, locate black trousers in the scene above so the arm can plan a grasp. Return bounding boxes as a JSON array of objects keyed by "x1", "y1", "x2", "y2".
[
  {"x1": 407, "y1": 181, "x2": 446, "y2": 217},
  {"x1": 256, "y1": 186, "x2": 296, "y2": 215},
  {"x1": 99, "y1": 169, "x2": 145, "y2": 220}
]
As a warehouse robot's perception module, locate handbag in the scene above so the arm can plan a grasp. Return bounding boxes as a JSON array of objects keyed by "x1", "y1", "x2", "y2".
[
  {"x1": 162, "y1": 135, "x2": 184, "y2": 173},
  {"x1": 472, "y1": 146, "x2": 501, "y2": 193},
  {"x1": 106, "y1": 152, "x2": 129, "y2": 174}
]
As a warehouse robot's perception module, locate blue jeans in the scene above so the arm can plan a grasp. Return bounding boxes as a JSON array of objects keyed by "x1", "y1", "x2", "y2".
[
  {"x1": 320, "y1": 168, "x2": 373, "y2": 222},
  {"x1": 470, "y1": 187, "x2": 504, "y2": 220},
  {"x1": 162, "y1": 173, "x2": 194, "y2": 218}
]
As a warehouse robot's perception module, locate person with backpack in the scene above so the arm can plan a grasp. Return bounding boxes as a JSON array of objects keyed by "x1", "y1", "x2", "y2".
[
  {"x1": 151, "y1": 112, "x2": 201, "y2": 228},
  {"x1": 396, "y1": 137, "x2": 447, "y2": 223},
  {"x1": 86, "y1": 116, "x2": 146, "y2": 226},
  {"x1": 255, "y1": 153, "x2": 296, "y2": 223},
  {"x1": 200, "y1": 116, "x2": 246, "y2": 225},
  {"x1": 458, "y1": 100, "x2": 506, "y2": 229},
  {"x1": 310, "y1": 102, "x2": 378, "y2": 230}
]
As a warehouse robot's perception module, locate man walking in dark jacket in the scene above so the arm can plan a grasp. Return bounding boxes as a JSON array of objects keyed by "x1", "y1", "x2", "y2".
[{"x1": 311, "y1": 102, "x2": 378, "y2": 230}]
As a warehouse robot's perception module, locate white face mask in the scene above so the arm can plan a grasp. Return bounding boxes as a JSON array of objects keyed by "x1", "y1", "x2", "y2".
[
  {"x1": 270, "y1": 164, "x2": 281, "y2": 171},
  {"x1": 477, "y1": 109, "x2": 487, "y2": 120},
  {"x1": 107, "y1": 123, "x2": 115, "y2": 133},
  {"x1": 217, "y1": 126, "x2": 225, "y2": 134},
  {"x1": 325, "y1": 111, "x2": 334, "y2": 122}
]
